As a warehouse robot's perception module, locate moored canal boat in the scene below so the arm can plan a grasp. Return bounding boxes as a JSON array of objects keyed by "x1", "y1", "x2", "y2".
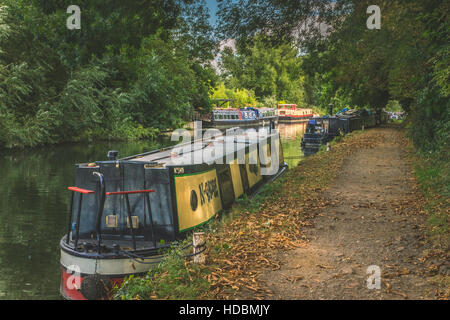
[
  {"x1": 300, "y1": 119, "x2": 328, "y2": 156},
  {"x1": 200, "y1": 107, "x2": 277, "y2": 129},
  {"x1": 277, "y1": 104, "x2": 314, "y2": 123},
  {"x1": 60, "y1": 129, "x2": 287, "y2": 300},
  {"x1": 301, "y1": 109, "x2": 384, "y2": 156}
]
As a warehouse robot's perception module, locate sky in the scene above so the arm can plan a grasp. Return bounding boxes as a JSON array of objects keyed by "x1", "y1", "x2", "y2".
[
  {"x1": 206, "y1": 0, "x2": 219, "y2": 26},
  {"x1": 204, "y1": 0, "x2": 235, "y2": 72}
]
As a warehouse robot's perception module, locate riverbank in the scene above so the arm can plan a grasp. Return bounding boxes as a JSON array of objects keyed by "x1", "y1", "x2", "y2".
[
  {"x1": 411, "y1": 137, "x2": 450, "y2": 298},
  {"x1": 114, "y1": 124, "x2": 448, "y2": 300}
]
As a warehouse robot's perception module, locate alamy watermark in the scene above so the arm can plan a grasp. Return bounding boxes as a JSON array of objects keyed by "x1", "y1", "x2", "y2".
[
  {"x1": 367, "y1": 5, "x2": 381, "y2": 30},
  {"x1": 66, "y1": 264, "x2": 81, "y2": 290},
  {"x1": 66, "y1": 5, "x2": 81, "y2": 30},
  {"x1": 366, "y1": 265, "x2": 381, "y2": 289},
  {"x1": 66, "y1": 4, "x2": 380, "y2": 31}
]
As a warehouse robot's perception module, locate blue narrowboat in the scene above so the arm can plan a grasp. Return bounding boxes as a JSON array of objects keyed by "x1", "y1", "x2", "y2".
[{"x1": 201, "y1": 107, "x2": 277, "y2": 129}]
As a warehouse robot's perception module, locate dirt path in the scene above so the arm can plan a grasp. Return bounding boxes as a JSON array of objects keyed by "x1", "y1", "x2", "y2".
[{"x1": 260, "y1": 127, "x2": 437, "y2": 299}]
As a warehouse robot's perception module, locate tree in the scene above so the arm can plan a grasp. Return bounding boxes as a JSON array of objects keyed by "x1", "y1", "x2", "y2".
[
  {"x1": 220, "y1": 35, "x2": 306, "y2": 104},
  {"x1": 0, "y1": 0, "x2": 218, "y2": 147},
  {"x1": 217, "y1": 0, "x2": 348, "y2": 46},
  {"x1": 218, "y1": 0, "x2": 449, "y2": 153}
]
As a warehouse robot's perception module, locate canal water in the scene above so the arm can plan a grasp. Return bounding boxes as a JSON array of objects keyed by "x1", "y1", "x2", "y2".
[{"x1": 0, "y1": 123, "x2": 306, "y2": 299}]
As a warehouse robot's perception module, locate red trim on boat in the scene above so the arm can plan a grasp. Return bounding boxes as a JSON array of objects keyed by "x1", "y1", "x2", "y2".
[
  {"x1": 67, "y1": 187, "x2": 155, "y2": 195},
  {"x1": 68, "y1": 187, "x2": 95, "y2": 194}
]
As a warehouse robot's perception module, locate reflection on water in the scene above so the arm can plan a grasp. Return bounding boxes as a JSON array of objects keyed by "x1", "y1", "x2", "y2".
[
  {"x1": 278, "y1": 122, "x2": 307, "y2": 168},
  {"x1": 0, "y1": 122, "x2": 307, "y2": 299},
  {"x1": 0, "y1": 140, "x2": 162, "y2": 299}
]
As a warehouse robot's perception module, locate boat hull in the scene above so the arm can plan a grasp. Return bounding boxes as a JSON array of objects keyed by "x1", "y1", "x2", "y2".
[
  {"x1": 60, "y1": 237, "x2": 165, "y2": 300},
  {"x1": 202, "y1": 118, "x2": 277, "y2": 129},
  {"x1": 301, "y1": 112, "x2": 380, "y2": 156},
  {"x1": 278, "y1": 115, "x2": 313, "y2": 123}
]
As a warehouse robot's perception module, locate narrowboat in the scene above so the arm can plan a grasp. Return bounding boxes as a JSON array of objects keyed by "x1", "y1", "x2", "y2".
[
  {"x1": 252, "y1": 107, "x2": 278, "y2": 126},
  {"x1": 300, "y1": 109, "x2": 384, "y2": 155},
  {"x1": 300, "y1": 119, "x2": 328, "y2": 156},
  {"x1": 60, "y1": 128, "x2": 287, "y2": 300},
  {"x1": 200, "y1": 107, "x2": 277, "y2": 129},
  {"x1": 277, "y1": 104, "x2": 314, "y2": 123}
]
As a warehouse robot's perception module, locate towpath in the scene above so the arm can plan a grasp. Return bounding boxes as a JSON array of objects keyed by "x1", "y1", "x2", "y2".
[{"x1": 258, "y1": 126, "x2": 440, "y2": 299}]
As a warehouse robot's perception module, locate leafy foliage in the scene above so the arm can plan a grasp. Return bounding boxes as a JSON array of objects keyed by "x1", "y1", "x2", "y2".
[
  {"x1": 0, "y1": 0, "x2": 217, "y2": 148},
  {"x1": 210, "y1": 82, "x2": 257, "y2": 108},
  {"x1": 219, "y1": 36, "x2": 306, "y2": 105},
  {"x1": 218, "y1": 0, "x2": 449, "y2": 154}
]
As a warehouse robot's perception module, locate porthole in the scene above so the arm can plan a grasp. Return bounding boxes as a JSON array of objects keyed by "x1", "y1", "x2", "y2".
[{"x1": 190, "y1": 190, "x2": 198, "y2": 211}]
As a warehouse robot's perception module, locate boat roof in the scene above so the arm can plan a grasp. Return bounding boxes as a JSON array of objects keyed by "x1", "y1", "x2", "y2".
[
  {"x1": 81, "y1": 129, "x2": 278, "y2": 168},
  {"x1": 213, "y1": 107, "x2": 274, "y2": 112}
]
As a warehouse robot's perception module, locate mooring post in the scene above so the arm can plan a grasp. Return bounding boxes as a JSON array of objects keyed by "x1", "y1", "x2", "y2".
[
  {"x1": 193, "y1": 232, "x2": 206, "y2": 264},
  {"x1": 327, "y1": 142, "x2": 331, "y2": 152}
]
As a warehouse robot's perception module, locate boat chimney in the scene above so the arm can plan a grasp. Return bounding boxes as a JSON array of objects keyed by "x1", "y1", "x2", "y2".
[
  {"x1": 328, "y1": 103, "x2": 334, "y2": 116},
  {"x1": 107, "y1": 150, "x2": 119, "y2": 161}
]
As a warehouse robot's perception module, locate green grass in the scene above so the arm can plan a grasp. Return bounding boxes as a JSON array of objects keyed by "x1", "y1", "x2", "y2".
[
  {"x1": 413, "y1": 151, "x2": 449, "y2": 247},
  {"x1": 112, "y1": 240, "x2": 211, "y2": 300},
  {"x1": 411, "y1": 144, "x2": 449, "y2": 299}
]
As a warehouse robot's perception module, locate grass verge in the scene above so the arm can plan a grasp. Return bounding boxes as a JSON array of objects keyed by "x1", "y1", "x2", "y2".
[{"x1": 408, "y1": 135, "x2": 449, "y2": 299}]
